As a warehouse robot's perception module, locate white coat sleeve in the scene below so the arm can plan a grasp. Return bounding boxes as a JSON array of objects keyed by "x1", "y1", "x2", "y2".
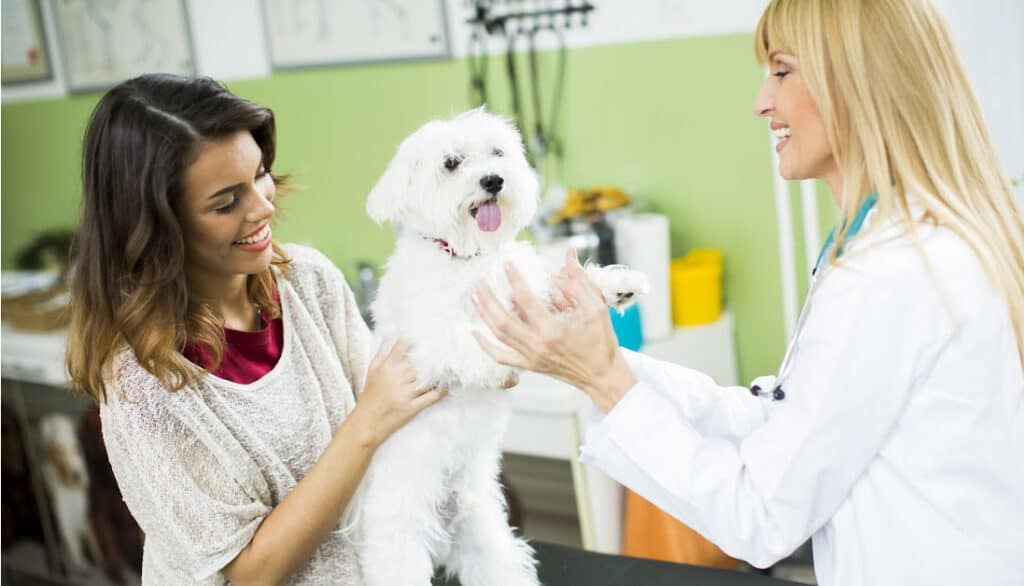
[
  {"x1": 619, "y1": 349, "x2": 775, "y2": 442},
  {"x1": 580, "y1": 254, "x2": 953, "y2": 567}
]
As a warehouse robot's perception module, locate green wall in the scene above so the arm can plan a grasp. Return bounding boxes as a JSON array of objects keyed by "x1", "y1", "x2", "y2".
[{"x1": 2, "y1": 33, "x2": 800, "y2": 384}]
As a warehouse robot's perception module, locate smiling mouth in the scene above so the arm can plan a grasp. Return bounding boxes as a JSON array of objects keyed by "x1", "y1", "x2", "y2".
[{"x1": 233, "y1": 224, "x2": 270, "y2": 245}]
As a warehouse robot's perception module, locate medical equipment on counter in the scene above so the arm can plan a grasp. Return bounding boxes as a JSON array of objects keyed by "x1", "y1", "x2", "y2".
[{"x1": 750, "y1": 193, "x2": 878, "y2": 402}]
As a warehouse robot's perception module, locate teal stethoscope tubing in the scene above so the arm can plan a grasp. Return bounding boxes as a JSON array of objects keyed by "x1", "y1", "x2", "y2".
[{"x1": 751, "y1": 193, "x2": 879, "y2": 401}]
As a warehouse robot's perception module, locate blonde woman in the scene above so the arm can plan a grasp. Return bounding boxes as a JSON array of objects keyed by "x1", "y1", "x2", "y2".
[{"x1": 472, "y1": 0, "x2": 1024, "y2": 584}]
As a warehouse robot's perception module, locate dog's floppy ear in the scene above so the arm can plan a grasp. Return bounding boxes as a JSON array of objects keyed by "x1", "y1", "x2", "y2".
[{"x1": 367, "y1": 146, "x2": 417, "y2": 225}]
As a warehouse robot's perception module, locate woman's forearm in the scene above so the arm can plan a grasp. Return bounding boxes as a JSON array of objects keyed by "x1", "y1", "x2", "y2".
[
  {"x1": 223, "y1": 406, "x2": 379, "y2": 585},
  {"x1": 578, "y1": 348, "x2": 637, "y2": 413}
]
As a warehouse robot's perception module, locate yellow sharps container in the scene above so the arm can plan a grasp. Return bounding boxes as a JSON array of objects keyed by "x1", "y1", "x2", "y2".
[{"x1": 670, "y1": 248, "x2": 723, "y2": 326}]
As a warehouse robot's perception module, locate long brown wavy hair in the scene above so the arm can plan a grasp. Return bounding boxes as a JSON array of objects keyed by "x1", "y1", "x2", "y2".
[{"x1": 67, "y1": 74, "x2": 291, "y2": 402}]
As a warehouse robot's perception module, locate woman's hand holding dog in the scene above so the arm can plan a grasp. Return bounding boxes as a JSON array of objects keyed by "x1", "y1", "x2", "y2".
[
  {"x1": 350, "y1": 340, "x2": 447, "y2": 448},
  {"x1": 471, "y1": 248, "x2": 637, "y2": 413}
]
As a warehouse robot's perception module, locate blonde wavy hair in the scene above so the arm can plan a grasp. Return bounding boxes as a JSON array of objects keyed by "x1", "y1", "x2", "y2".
[
  {"x1": 67, "y1": 74, "x2": 292, "y2": 402},
  {"x1": 755, "y1": 0, "x2": 1024, "y2": 366}
]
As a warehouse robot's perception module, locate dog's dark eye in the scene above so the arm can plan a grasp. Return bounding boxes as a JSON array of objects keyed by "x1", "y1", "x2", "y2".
[
  {"x1": 492, "y1": 148, "x2": 504, "y2": 157},
  {"x1": 444, "y1": 156, "x2": 462, "y2": 171}
]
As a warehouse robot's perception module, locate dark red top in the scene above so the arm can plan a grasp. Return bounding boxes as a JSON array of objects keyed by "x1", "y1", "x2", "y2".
[{"x1": 183, "y1": 308, "x2": 285, "y2": 385}]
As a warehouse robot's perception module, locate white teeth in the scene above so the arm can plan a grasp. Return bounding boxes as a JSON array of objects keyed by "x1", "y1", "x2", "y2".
[
  {"x1": 773, "y1": 127, "x2": 792, "y2": 140},
  {"x1": 234, "y1": 225, "x2": 269, "y2": 245}
]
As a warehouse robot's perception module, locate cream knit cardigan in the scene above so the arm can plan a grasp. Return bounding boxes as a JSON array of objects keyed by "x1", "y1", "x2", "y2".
[{"x1": 102, "y1": 244, "x2": 371, "y2": 584}]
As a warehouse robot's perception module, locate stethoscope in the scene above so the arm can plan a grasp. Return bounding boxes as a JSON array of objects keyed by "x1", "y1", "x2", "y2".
[{"x1": 750, "y1": 193, "x2": 878, "y2": 401}]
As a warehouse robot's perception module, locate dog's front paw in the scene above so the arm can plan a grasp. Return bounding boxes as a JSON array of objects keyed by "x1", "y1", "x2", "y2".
[{"x1": 585, "y1": 265, "x2": 650, "y2": 310}]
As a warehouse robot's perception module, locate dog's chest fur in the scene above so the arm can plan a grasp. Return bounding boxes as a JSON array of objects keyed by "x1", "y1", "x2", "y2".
[{"x1": 372, "y1": 236, "x2": 548, "y2": 392}]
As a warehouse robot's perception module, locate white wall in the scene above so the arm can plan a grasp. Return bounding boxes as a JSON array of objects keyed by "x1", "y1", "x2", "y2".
[
  {"x1": 4, "y1": 0, "x2": 1020, "y2": 200},
  {"x1": 933, "y1": 0, "x2": 1024, "y2": 201},
  {"x1": 1, "y1": 0, "x2": 767, "y2": 102}
]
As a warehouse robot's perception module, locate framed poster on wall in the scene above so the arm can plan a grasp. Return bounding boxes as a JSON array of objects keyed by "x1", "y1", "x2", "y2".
[
  {"x1": 51, "y1": 0, "x2": 195, "y2": 93},
  {"x1": 262, "y1": 0, "x2": 450, "y2": 70},
  {"x1": 2, "y1": 0, "x2": 52, "y2": 84}
]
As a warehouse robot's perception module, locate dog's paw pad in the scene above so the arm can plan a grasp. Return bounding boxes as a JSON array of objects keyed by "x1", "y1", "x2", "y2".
[
  {"x1": 615, "y1": 291, "x2": 636, "y2": 306},
  {"x1": 585, "y1": 265, "x2": 649, "y2": 308}
]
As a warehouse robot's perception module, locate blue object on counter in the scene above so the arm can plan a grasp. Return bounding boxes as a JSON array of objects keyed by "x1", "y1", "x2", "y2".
[{"x1": 609, "y1": 304, "x2": 644, "y2": 351}]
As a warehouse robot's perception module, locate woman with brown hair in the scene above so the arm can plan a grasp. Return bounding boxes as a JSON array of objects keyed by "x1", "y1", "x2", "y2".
[{"x1": 66, "y1": 73, "x2": 445, "y2": 584}]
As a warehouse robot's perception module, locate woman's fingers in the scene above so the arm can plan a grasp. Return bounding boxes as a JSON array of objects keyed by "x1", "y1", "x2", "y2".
[
  {"x1": 549, "y1": 280, "x2": 574, "y2": 311},
  {"x1": 500, "y1": 372, "x2": 520, "y2": 389},
  {"x1": 562, "y1": 247, "x2": 587, "y2": 278},
  {"x1": 472, "y1": 280, "x2": 535, "y2": 357},
  {"x1": 410, "y1": 385, "x2": 447, "y2": 410},
  {"x1": 563, "y1": 269, "x2": 605, "y2": 313},
  {"x1": 386, "y1": 339, "x2": 410, "y2": 362},
  {"x1": 554, "y1": 274, "x2": 596, "y2": 312},
  {"x1": 472, "y1": 331, "x2": 527, "y2": 369},
  {"x1": 551, "y1": 274, "x2": 575, "y2": 299},
  {"x1": 504, "y1": 263, "x2": 549, "y2": 325}
]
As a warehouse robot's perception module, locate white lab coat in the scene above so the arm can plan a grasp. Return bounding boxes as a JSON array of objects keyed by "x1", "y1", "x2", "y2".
[{"x1": 580, "y1": 207, "x2": 1024, "y2": 586}]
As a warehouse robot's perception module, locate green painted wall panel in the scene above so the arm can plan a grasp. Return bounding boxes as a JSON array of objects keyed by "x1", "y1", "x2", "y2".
[{"x1": 2, "y1": 33, "x2": 799, "y2": 384}]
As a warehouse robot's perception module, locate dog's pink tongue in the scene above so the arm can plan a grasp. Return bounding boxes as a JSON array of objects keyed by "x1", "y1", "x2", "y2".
[{"x1": 475, "y1": 201, "x2": 502, "y2": 232}]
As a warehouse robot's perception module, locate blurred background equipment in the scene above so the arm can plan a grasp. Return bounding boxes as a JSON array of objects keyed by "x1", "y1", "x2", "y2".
[
  {"x1": 80, "y1": 407, "x2": 144, "y2": 585},
  {"x1": 612, "y1": 212, "x2": 672, "y2": 341},
  {"x1": 466, "y1": 0, "x2": 595, "y2": 221},
  {"x1": 548, "y1": 185, "x2": 630, "y2": 225},
  {"x1": 2, "y1": 405, "x2": 46, "y2": 552},
  {"x1": 1, "y1": 229, "x2": 76, "y2": 332},
  {"x1": 37, "y1": 413, "x2": 104, "y2": 575}
]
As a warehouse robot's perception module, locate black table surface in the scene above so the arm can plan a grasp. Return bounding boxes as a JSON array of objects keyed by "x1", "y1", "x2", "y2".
[{"x1": 433, "y1": 541, "x2": 805, "y2": 586}]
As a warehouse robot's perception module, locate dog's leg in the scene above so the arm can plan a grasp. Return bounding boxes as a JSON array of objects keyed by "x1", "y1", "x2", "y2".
[
  {"x1": 358, "y1": 480, "x2": 436, "y2": 586},
  {"x1": 444, "y1": 452, "x2": 539, "y2": 586},
  {"x1": 356, "y1": 434, "x2": 448, "y2": 586},
  {"x1": 584, "y1": 264, "x2": 650, "y2": 310},
  {"x1": 358, "y1": 525, "x2": 434, "y2": 586}
]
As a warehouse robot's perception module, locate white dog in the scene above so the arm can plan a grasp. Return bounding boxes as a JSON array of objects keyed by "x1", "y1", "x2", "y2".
[
  {"x1": 38, "y1": 413, "x2": 104, "y2": 573},
  {"x1": 350, "y1": 108, "x2": 648, "y2": 586}
]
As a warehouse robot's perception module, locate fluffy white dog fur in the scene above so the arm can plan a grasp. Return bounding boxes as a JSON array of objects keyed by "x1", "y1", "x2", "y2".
[
  {"x1": 38, "y1": 413, "x2": 103, "y2": 573},
  {"x1": 349, "y1": 108, "x2": 648, "y2": 586}
]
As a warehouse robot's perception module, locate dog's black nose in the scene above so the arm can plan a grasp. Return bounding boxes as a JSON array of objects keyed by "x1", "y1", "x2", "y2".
[{"x1": 480, "y1": 174, "x2": 504, "y2": 195}]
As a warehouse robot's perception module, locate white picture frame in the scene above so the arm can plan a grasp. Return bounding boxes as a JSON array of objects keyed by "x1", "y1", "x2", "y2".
[
  {"x1": 262, "y1": 0, "x2": 451, "y2": 70},
  {"x1": 2, "y1": 0, "x2": 53, "y2": 85},
  {"x1": 51, "y1": 0, "x2": 195, "y2": 93}
]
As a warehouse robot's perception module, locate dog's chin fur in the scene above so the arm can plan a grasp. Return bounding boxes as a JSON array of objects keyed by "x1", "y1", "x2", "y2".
[{"x1": 350, "y1": 109, "x2": 647, "y2": 586}]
